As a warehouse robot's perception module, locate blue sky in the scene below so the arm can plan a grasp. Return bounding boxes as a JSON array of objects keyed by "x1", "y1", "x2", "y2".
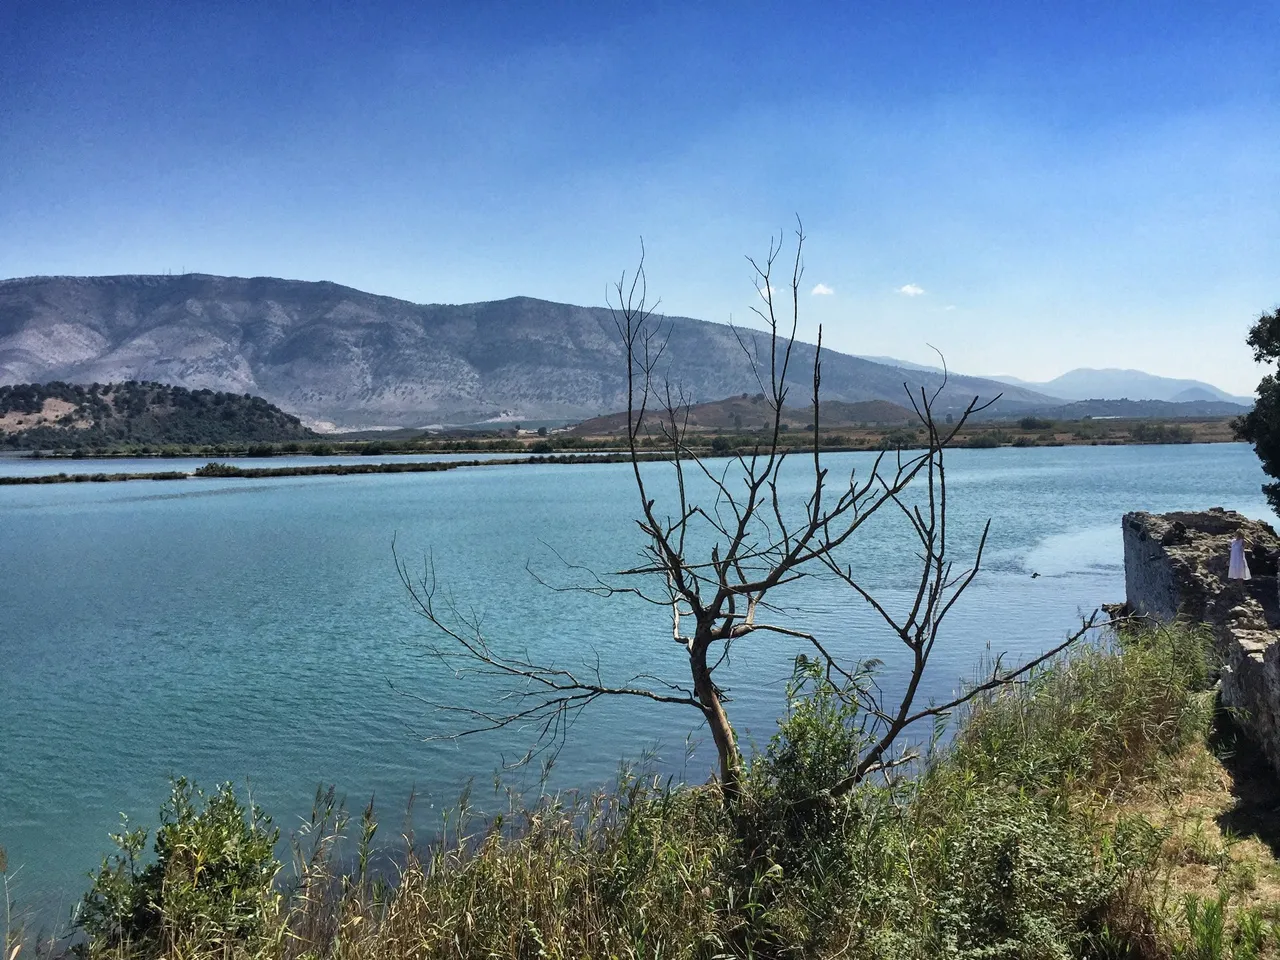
[{"x1": 2, "y1": 1, "x2": 1277, "y2": 392}]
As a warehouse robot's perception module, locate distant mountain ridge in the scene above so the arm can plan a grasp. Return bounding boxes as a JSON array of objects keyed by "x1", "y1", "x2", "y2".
[
  {"x1": 0, "y1": 274, "x2": 1056, "y2": 429},
  {"x1": 984, "y1": 367, "x2": 1252, "y2": 405},
  {"x1": 854, "y1": 355, "x2": 947, "y2": 375}
]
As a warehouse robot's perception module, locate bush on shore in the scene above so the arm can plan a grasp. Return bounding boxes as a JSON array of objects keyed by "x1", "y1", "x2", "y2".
[{"x1": 64, "y1": 624, "x2": 1280, "y2": 960}]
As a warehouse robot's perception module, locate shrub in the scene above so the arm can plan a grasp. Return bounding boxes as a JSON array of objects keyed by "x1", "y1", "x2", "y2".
[
  {"x1": 742, "y1": 658, "x2": 874, "y2": 851},
  {"x1": 80, "y1": 779, "x2": 280, "y2": 954},
  {"x1": 967, "y1": 430, "x2": 1006, "y2": 448},
  {"x1": 193, "y1": 462, "x2": 243, "y2": 477},
  {"x1": 932, "y1": 794, "x2": 1160, "y2": 958},
  {"x1": 879, "y1": 427, "x2": 920, "y2": 450},
  {"x1": 1132, "y1": 422, "x2": 1194, "y2": 444}
]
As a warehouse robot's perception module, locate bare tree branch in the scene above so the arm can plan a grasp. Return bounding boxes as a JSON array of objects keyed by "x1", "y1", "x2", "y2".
[
  {"x1": 399, "y1": 226, "x2": 1091, "y2": 810},
  {"x1": 393, "y1": 545, "x2": 701, "y2": 768}
]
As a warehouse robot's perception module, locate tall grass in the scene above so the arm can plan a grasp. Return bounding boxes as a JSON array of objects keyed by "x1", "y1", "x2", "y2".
[{"x1": 71, "y1": 624, "x2": 1278, "y2": 959}]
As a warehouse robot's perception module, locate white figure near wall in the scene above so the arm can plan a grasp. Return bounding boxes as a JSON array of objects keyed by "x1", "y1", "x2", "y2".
[{"x1": 1229, "y1": 531, "x2": 1252, "y2": 581}]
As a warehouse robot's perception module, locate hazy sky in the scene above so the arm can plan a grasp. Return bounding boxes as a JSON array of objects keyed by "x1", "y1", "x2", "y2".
[{"x1": 2, "y1": 1, "x2": 1277, "y2": 392}]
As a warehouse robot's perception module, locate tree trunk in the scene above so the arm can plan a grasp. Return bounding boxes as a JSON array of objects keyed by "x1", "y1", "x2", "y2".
[{"x1": 690, "y1": 638, "x2": 741, "y2": 802}]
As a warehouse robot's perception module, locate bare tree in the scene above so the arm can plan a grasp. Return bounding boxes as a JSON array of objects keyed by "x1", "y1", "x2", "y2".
[{"x1": 398, "y1": 224, "x2": 1102, "y2": 807}]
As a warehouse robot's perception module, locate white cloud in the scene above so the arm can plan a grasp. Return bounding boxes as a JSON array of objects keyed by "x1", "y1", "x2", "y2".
[
  {"x1": 944, "y1": 304, "x2": 957, "y2": 311},
  {"x1": 896, "y1": 283, "x2": 926, "y2": 297},
  {"x1": 756, "y1": 283, "x2": 777, "y2": 301},
  {"x1": 811, "y1": 283, "x2": 834, "y2": 296}
]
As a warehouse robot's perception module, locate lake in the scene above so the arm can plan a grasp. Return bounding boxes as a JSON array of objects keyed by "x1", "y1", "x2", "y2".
[{"x1": 0, "y1": 442, "x2": 1271, "y2": 931}]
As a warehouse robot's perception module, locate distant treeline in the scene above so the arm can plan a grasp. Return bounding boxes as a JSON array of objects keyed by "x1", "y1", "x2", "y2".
[{"x1": 0, "y1": 381, "x2": 316, "y2": 449}]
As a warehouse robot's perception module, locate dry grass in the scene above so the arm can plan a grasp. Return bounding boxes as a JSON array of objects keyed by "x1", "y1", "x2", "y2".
[
  {"x1": 0, "y1": 399, "x2": 84, "y2": 435},
  {"x1": 1120, "y1": 725, "x2": 1280, "y2": 933}
]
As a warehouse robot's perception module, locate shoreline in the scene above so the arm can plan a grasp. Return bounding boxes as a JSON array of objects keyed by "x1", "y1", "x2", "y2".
[
  {"x1": 0, "y1": 453, "x2": 651, "y2": 485},
  {"x1": 0, "y1": 414, "x2": 1244, "y2": 464},
  {"x1": 0, "y1": 440, "x2": 1245, "y2": 486}
]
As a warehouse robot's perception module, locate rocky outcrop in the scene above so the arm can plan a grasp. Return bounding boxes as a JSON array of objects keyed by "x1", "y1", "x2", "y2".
[{"x1": 1122, "y1": 509, "x2": 1280, "y2": 776}]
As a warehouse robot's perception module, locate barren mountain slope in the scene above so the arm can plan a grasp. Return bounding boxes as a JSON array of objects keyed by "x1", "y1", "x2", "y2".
[{"x1": 0, "y1": 275, "x2": 1055, "y2": 428}]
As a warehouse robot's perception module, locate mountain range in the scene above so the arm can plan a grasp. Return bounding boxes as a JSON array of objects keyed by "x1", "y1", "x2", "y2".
[
  {"x1": 859, "y1": 357, "x2": 1252, "y2": 406},
  {"x1": 0, "y1": 274, "x2": 1056, "y2": 429},
  {"x1": 984, "y1": 369, "x2": 1253, "y2": 405}
]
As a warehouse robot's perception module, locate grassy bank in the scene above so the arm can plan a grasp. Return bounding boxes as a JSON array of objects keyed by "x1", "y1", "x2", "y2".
[{"x1": 9, "y1": 625, "x2": 1279, "y2": 959}]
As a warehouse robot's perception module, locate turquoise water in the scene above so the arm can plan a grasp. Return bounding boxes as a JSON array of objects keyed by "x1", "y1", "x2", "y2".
[{"x1": 0, "y1": 443, "x2": 1270, "y2": 929}]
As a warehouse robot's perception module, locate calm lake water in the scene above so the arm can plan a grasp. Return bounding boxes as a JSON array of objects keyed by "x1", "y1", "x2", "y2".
[{"x1": 0, "y1": 443, "x2": 1270, "y2": 930}]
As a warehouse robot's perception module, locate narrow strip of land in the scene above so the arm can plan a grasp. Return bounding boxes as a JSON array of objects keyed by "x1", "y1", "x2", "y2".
[{"x1": 0, "y1": 453, "x2": 651, "y2": 485}]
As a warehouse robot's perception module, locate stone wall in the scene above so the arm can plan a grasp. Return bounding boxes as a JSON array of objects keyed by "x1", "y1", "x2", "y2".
[{"x1": 1122, "y1": 509, "x2": 1280, "y2": 777}]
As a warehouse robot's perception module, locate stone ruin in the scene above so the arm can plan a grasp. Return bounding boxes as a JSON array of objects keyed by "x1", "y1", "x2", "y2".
[{"x1": 1122, "y1": 508, "x2": 1280, "y2": 777}]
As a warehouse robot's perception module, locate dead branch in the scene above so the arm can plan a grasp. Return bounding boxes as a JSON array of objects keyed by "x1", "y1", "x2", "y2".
[
  {"x1": 394, "y1": 547, "x2": 701, "y2": 767},
  {"x1": 400, "y1": 224, "x2": 1092, "y2": 809}
]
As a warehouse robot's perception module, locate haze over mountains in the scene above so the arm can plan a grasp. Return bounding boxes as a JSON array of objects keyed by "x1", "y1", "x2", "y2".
[
  {"x1": 860, "y1": 356, "x2": 1251, "y2": 406},
  {"x1": 0, "y1": 274, "x2": 1057, "y2": 429},
  {"x1": 985, "y1": 369, "x2": 1253, "y2": 405}
]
